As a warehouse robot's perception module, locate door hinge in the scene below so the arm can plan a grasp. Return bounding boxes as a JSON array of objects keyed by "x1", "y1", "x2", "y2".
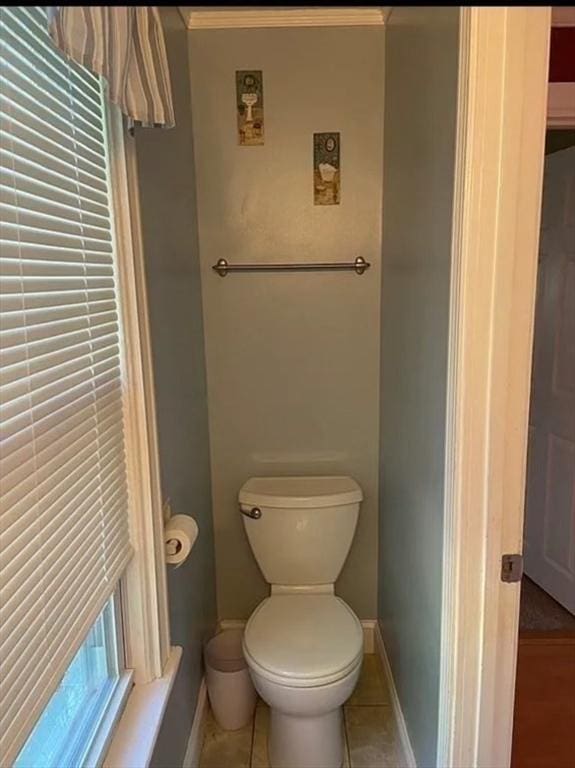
[{"x1": 501, "y1": 554, "x2": 524, "y2": 583}]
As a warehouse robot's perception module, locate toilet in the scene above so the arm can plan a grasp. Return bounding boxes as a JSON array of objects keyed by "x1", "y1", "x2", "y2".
[{"x1": 239, "y1": 476, "x2": 364, "y2": 768}]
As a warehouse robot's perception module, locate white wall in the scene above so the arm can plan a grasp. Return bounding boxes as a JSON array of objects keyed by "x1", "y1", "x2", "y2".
[{"x1": 189, "y1": 26, "x2": 385, "y2": 620}]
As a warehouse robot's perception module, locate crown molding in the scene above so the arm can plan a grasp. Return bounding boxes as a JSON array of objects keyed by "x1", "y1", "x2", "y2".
[{"x1": 181, "y1": 7, "x2": 388, "y2": 30}]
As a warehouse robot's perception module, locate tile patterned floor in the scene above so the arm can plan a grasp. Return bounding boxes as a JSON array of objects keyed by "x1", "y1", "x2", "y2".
[{"x1": 199, "y1": 654, "x2": 407, "y2": 768}]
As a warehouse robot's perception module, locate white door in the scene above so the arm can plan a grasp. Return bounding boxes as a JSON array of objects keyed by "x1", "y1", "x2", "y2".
[{"x1": 523, "y1": 145, "x2": 575, "y2": 614}]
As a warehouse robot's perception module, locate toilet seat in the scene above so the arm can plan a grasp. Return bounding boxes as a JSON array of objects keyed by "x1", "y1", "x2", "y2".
[{"x1": 243, "y1": 594, "x2": 363, "y2": 688}]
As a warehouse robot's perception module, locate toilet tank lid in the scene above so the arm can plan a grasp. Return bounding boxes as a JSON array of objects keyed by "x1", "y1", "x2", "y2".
[{"x1": 238, "y1": 476, "x2": 363, "y2": 509}]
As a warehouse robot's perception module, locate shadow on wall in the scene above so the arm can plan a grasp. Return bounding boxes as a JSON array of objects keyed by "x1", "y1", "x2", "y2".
[{"x1": 133, "y1": 8, "x2": 217, "y2": 768}]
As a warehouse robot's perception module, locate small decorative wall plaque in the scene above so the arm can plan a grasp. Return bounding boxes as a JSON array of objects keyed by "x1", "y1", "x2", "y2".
[
  {"x1": 313, "y1": 132, "x2": 340, "y2": 205},
  {"x1": 236, "y1": 70, "x2": 264, "y2": 146}
]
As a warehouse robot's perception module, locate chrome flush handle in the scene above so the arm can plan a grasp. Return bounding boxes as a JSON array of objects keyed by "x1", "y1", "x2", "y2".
[{"x1": 241, "y1": 506, "x2": 262, "y2": 520}]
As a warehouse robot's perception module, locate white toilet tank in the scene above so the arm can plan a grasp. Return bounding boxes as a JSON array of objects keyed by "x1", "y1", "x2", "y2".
[{"x1": 239, "y1": 476, "x2": 362, "y2": 586}]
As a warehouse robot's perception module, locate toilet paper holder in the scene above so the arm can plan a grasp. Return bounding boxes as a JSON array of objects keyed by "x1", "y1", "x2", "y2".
[
  {"x1": 164, "y1": 514, "x2": 199, "y2": 566},
  {"x1": 165, "y1": 538, "x2": 182, "y2": 556}
]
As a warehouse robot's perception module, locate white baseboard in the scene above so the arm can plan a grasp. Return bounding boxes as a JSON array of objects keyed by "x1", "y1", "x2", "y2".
[
  {"x1": 219, "y1": 618, "x2": 377, "y2": 654},
  {"x1": 182, "y1": 678, "x2": 208, "y2": 768},
  {"x1": 218, "y1": 619, "x2": 246, "y2": 632},
  {"x1": 360, "y1": 619, "x2": 376, "y2": 653},
  {"x1": 374, "y1": 622, "x2": 417, "y2": 768}
]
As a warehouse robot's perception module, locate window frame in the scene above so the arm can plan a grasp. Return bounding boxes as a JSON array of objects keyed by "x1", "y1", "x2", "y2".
[
  {"x1": 96, "y1": 102, "x2": 180, "y2": 768},
  {"x1": 80, "y1": 592, "x2": 132, "y2": 768},
  {"x1": 103, "y1": 101, "x2": 171, "y2": 687},
  {"x1": 54, "y1": 591, "x2": 134, "y2": 768},
  {"x1": 14, "y1": 591, "x2": 132, "y2": 768}
]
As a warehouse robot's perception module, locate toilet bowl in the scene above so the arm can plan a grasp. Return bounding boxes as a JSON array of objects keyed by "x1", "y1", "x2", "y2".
[
  {"x1": 243, "y1": 593, "x2": 363, "y2": 768},
  {"x1": 239, "y1": 476, "x2": 364, "y2": 768}
]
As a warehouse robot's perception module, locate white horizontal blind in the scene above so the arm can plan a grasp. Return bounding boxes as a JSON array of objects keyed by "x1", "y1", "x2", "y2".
[{"x1": 0, "y1": 7, "x2": 132, "y2": 763}]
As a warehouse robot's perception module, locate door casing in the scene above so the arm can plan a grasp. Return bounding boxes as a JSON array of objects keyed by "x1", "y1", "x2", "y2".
[{"x1": 438, "y1": 8, "x2": 551, "y2": 768}]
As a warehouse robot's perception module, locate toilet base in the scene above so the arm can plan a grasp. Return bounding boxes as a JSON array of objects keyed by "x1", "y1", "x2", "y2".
[{"x1": 268, "y1": 707, "x2": 344, "y2": 768}]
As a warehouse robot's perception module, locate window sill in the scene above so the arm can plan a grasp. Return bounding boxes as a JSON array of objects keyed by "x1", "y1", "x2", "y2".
[{"x1": 103, "y1": 646, "x2": 183, "y2": 768}]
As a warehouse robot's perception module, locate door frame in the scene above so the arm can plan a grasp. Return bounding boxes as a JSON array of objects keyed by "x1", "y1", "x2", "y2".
[{"x1": 437, "y1": 7, "x2": 551, "y2": 768}]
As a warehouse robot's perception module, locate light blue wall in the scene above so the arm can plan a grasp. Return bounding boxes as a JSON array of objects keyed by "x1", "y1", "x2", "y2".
[
  {"x1": 133, "y1": 8, "x2": 217, "y2": 767},
  {"x1": 378, "y1": 8, "x2": 460, "y2": 768}
]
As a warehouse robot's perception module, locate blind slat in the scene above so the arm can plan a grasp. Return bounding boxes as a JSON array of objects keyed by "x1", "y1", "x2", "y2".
[
  {"x1": 0, "y1": 300, "x2": 117, "y2": 332},
  {"x1": 2, "y1": 365, "x2": 121, "y2": 442},
  {"x1": 1, "y1": 334, "x2": 117, "y2": 391},
  {"x1": 2, "y1": 482, "x2": 127, "y2": 618},
  {"x1": 0, "y1": 21, "x2": 104, "y2": 123},
  {"x1": 5, "y1": 6, "x2": 101, "y2": 97},
  {"x1": 1, "y1": 115, "x2": 108, "y2": 190},
  {"x1": 1, "y1": 173, "x2": 110, "y2": 228},
  {"x1": 2, "y1": 481, "x2": 103, "y2": 611},
  {"x1": 0, "y1": 71, "x2": 103, "y2": 152},
  {"x1": 0, "y1": 323, "x2": 117, "y2": 373},
  {"x1": 1, "y1": 200, "x2": 112, "y2": 243},
  {"x1": 0, "y1": 165, "x2": 108, "y2": 221},
  {"x1": 1, "y1": 146, "x2": 108, "y2": 207},
  {"x1": 0, "y1": 66, "x2": 102, "y2": 147},
  {"x1": 16, "y1": 7, "x2": 101, "y2": 96},
  {"x1": 2, "y1": 532, "x2": 131, "y2": 717},
  {"x1": 1, "y1": 328, "x2": 117, "y2": 390},
  {"x1": 0, "y1": 242, "x2": 113, "y2": 265},
  {"x1": 1, "y1": 87, "x2": 107, "y2": 168},
  {"x1": 1, "y1": 427, "x2": 123, "y2": 547},
  {"x1": 1, "y1": 102, "x2": 107, "y2": 178}
]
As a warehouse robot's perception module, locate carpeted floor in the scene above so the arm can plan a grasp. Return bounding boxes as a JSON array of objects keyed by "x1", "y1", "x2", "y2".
[{"x1": 519, "y1": 576, "x2": 575, "y2": 633}]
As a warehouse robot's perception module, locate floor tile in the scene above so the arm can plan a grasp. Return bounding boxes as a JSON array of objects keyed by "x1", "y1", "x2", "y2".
[
  {"x1": 345, "y1": 706, "x2": 404, "y2": 768},
  {"x1": 346, "y1": 654, "x2": 391, "y2": 707},
  {"x1": 200, "y1": 708, "x2": 253, "y2": 768},
  {"x1": 200, "y1": 654, "x2": 402, "y2": 768},
  {"x1": 251, "y1": 704, "x2": 350, "y2": 768},
  {"x1": 251, "y1": 705, "x2": 270, "y2": 768}
]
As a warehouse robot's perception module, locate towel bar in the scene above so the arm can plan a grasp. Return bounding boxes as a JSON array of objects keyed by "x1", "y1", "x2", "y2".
[{"x1": 212, "y1": 256, "x2": 370, "y2": 277}]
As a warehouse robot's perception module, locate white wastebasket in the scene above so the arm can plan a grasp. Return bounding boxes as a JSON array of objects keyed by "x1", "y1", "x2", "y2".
[{"x1": 204, "y1": 629, "x2": 257, "y2": 730}]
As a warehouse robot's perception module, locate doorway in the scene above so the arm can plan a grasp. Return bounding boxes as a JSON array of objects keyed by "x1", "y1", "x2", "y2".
[{"x1": 511, "y1": 129, "x2": 575, "y2": 768}]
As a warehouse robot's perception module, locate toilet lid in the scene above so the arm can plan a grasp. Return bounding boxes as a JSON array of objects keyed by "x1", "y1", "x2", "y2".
[{"x1": 243, "y1": 595, "x2": 363, "y2": 687}]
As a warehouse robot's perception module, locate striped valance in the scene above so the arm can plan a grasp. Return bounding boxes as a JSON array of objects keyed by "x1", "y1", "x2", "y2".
[{"x1": 47, "y1": 6, "x2": 175, "y2": 128}]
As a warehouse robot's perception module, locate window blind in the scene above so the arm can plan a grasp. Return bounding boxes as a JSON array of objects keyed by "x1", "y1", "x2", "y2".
[{"x1": 0, "y1": 7, "x2": 132, "y2": 763}]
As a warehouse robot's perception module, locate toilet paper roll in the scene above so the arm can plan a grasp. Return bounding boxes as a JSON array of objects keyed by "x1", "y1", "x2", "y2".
[{"x1": 164, "y1": 514, "x2": 199, "y2": 567}]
